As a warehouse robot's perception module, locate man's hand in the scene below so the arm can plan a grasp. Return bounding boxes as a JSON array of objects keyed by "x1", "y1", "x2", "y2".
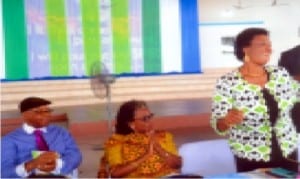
[
  {"x1": 34, "y1": 151, "x2": 58, "y2": 172},
  {"x1": 25, "y1": 151, "x2": 59, "y2": 173}
]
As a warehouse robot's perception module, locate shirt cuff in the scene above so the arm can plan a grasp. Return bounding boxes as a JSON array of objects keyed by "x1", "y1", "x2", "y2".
[
  {"x1": 51, "y1": 158, "x2": 63, "y2": 175},
  {"x1": 16, "y1": 162, "x2": 30, "y2": 178}
]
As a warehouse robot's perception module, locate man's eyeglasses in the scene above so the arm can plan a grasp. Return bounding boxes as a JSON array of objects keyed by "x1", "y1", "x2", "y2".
[
  {"x1": 30, "y1": 109, "x2": 53, "y2": 114},
  {"x1": 135, "y1": 113, "x2": 154, "y2": 122}
]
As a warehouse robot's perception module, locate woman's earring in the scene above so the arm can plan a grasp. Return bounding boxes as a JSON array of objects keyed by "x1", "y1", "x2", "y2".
[{"x1": 130, "y1": 123, "x2": 135, "y2": 130}]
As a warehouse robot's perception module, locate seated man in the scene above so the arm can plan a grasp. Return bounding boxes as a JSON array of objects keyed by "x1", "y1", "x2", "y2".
[{"x1": 1, "y1": 97, "x2": 82, "y2": 178}]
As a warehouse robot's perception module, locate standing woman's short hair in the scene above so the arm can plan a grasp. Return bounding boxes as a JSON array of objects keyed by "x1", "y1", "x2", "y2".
[
  {"x1": 115, "y1": 100, "x2": 147, "y2": 135},
  {"x1": 234, "y1": 28, "x2": 269, "y2": 61}
]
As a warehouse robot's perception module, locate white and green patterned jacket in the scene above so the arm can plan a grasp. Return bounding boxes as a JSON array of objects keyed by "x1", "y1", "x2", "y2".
[{"x1": 211, "y1": 66, "x2": 300, "y2": 161}]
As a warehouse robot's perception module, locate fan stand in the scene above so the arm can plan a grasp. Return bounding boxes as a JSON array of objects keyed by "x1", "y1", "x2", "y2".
[
  {"x1": 89, "y1": 61, "x2": 116, "y2": 151},
  {"x1": 92, "y1": 83, "x2": 114, "y2": 151},
  {"x1": 106, "y1": 84, "x2": 114, "y2": 134}
]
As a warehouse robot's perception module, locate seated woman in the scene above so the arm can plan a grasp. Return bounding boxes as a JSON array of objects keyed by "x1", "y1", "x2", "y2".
[{"x1": 99, "y1": 99, "x2": 182, "y2": 178}]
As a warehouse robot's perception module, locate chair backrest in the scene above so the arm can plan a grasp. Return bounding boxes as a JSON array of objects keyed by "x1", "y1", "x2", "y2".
[
  {"x1": 97, "y1": 154, "x2": 110, "y2": 178},
  {"x1": 1, "y1": 113, "x2": 70, "y2": 136},
  {"x1": 179, "y1": 139, "x2": 236, "y2": 176},
  {"x1": 49, "y1": 113, "x2": 70, "y2": 129}
]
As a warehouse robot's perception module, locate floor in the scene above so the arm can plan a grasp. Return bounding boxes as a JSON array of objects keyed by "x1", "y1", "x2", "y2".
[{"x1": 2, "y1": 98, "x2": 224, "y2": 178}]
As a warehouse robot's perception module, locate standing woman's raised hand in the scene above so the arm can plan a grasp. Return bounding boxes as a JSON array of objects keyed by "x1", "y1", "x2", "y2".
[{"x1": 217, "y1": 109, "x2": 244, "y2": 131}]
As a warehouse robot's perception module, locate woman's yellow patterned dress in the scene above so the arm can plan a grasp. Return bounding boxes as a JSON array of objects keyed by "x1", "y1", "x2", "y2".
[{"x1": 104, "y1": 131, "x2": 180, "y2": 178}]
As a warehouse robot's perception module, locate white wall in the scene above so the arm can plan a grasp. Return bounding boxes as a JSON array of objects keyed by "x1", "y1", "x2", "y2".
[
  {"x1": 199, "y1": 23, "x2": 264, "y2": 68},
  {"x1": 198, "y1": 0, "x2": 300, "y2": 68}
]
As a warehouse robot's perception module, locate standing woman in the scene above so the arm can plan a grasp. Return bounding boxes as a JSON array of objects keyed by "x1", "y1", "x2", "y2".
[
  {"x1": 100, "y1": 100, "x2": 182, "y2": 178},
  {"x1": 211, "y1": 28, "x2": 300, "y2": 172}
]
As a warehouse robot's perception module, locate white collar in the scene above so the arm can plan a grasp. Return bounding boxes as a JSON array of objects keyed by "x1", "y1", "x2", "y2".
[{"x1": 23, "y1": 123, "x2": 47, "y2": 134}]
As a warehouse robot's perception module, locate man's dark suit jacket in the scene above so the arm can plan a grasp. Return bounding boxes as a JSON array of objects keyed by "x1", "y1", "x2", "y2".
[
  {"x1": 279, "y1": 45, "x2": 300, "y2": 132},
  {"x1": 292, "y1": 103, "x2": 300, "y2": 132},
  {"x1": 278, "y1": 45, "x2": 300, "y2": 76}
]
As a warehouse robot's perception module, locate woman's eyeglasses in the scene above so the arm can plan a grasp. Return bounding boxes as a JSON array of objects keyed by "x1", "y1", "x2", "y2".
[{"x1": 135, "y1": 113, "x2": 154, "y2": 122}]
